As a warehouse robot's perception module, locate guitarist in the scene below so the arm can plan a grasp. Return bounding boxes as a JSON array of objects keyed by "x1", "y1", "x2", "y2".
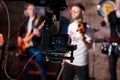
[{"x1": 17, "y1": 3, "x2": 47, "y2": 80}]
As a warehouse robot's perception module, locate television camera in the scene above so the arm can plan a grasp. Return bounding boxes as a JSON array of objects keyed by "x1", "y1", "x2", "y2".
[
  {"x1": 25, "y1": 0, "x2": 76, "y2": 63},
  {"x1": 42, "y1": 34, "x2": 77, "y2": 63}
]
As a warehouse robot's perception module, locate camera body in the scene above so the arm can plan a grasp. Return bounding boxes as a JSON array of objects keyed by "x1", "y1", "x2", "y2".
[
  {"x1": 42, "y1": 34, "x2": 77, "y2": 63},
  {"x1": 24, "y1": 0, "x2": 75, "y2": 63}
]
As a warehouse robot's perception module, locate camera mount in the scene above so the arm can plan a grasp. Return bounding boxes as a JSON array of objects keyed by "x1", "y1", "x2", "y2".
[{"x1": 44, "y1": 45, "x2": 77, "y2": 63}]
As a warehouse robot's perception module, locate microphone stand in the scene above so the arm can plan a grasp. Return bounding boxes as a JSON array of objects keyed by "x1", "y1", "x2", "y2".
[{"x1": 90, "y1": 41, "x2": 96, "y2": 80}]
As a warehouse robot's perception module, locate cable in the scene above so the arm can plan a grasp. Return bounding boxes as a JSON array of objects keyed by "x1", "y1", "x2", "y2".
[
  {"x1": 1, "y1": 1, "x2": 42, "y2": 80},
  {"x1": 1, "y1": 0, "x2": 10, "y2": 69},
  {"x1": 1, "y1": 0, "x2": 11, "y2": 42},
  {"x1": 3, "y1": 52, "x2": 39, "y2": 80}
]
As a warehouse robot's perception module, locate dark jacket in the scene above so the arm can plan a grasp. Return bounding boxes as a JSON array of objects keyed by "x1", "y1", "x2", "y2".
[
  {"x1": 108, "y1": 11, "x2": 120, "y2": 38},
  {"x1": 19, "y1": 15, "x2": 45, "y2": 46}
]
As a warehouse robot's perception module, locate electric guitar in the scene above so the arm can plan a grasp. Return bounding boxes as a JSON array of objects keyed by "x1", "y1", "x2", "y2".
[{"x1": 20, "y1": 20, "x2": 45, "y2": 51}]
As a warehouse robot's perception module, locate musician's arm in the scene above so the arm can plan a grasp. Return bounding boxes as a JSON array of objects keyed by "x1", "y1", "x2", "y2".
[
  {"x1": 33, "y1": 28, "x2": 41, "y2": 37},
  {"x1": 84, "y1": 34, "x2": 93, "y2": 49},
  {"x1": 85, "y1": 34, "x2": 92, "y2": 43},
  {"x1": 84, "y1": 25, "x2": 93, "y2": 49},
  {"x1": 68, "y1": 24, "x2": 74, "y2": 38},
  {"x1": 103, "y1": 14, "x2": 110, "y2": 27},
  {"x1": 33, "y1": 20, "x2": 45, "y2": 37}
]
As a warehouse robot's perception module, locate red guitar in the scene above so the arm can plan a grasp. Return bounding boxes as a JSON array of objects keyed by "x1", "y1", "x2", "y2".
[{"x1": 18, "y1": 20, "x2": 45, "y2": 52}]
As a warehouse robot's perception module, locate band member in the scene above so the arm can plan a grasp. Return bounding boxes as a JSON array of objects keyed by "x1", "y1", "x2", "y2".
[
  {"x1": 17, "y1": 3, "x2": 47, "y2": 80},
  {"x1": 62, "y1": 3, "x2": 93, "y2": 80},
  {"x1": 103, "y1": 0, "x2": 120, "y2": 80}
]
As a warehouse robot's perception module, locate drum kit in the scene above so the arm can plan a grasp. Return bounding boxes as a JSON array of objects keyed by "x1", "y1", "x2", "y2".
[
  {"x1": 101, "y1": 40, "x2": 120, "y2": 55},
  {"x1": 101, "y1": 37, "x2": 120, "y2": 56}
]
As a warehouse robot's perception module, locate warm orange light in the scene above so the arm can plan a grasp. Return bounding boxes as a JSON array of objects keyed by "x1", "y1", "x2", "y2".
[{"x1": 0, "y1": 33, "x2": 4, "y2": 43}]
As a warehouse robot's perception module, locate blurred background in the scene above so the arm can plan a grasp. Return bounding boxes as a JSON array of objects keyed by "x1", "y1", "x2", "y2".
[{"x1": 0, "y1": 0, "x2": 120, "y2": 80}]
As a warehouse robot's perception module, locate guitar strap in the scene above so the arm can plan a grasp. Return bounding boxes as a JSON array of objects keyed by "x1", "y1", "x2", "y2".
[{"x1": 33, "y1": 16, "x2": 44, "y2": 28}]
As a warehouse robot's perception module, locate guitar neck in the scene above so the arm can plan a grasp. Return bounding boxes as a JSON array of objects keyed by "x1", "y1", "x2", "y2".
[{"x1": 24, "y1": 20, "x2": 45, "y2": 42}]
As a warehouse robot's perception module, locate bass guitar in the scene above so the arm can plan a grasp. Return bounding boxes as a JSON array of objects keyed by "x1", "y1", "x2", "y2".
[{"x1": 20, "y1": 20, "x2": 45, "y2": 51}]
